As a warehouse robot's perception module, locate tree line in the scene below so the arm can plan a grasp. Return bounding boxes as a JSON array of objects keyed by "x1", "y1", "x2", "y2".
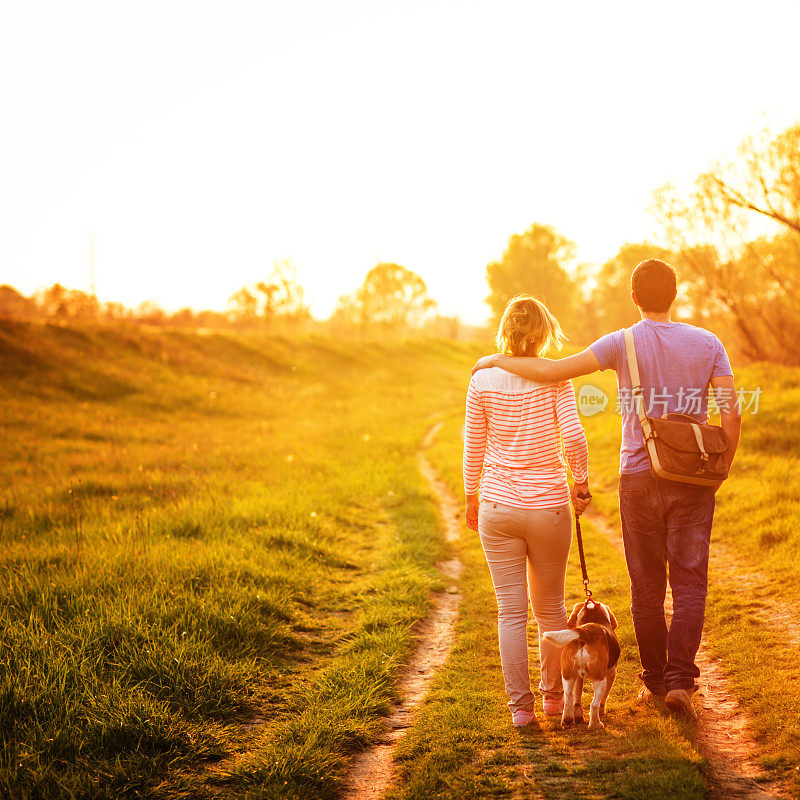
[
  {"x1": 4, "y1": 121, "x2": 797, "y2": 360},
  {"x1": 0, "y1": 261, "x2": 468, "y2": 337},
  {"x1": 486, "y1": 122, "x2": 800, "y2": 364}
]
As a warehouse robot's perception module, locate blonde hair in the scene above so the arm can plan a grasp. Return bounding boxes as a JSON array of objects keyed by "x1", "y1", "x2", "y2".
[{"x1": 495, "y1": 295, "x2": 566, "y2": 357}]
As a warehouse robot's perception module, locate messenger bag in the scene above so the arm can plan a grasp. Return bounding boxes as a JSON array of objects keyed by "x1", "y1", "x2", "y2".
[{"x1": 623, "y1": 327, "x2": 729, "y2": 487}]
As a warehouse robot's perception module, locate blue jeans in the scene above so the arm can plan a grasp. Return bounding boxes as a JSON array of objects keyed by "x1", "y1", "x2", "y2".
[{"x1": 618, "y1": 471, "x2": 716, "y2": 694}]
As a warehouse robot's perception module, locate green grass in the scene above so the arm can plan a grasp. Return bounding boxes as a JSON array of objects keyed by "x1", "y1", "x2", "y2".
[
  {"x1": 0, "y1": 320, "x2": 481, "y2": 799},
  {"x1": 701, "y1": 363, "x2": 800, "y2": 793},
  {"x1": 3, "y1": 319, "x2": 799, "y2": 798}
]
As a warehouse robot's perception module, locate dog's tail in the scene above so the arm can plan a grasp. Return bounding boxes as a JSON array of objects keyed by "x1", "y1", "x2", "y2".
[{"x1": 542, "y1": 629, "x2": 580, "y2": 646}]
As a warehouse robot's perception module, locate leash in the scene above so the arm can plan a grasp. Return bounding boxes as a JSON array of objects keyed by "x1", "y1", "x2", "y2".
[{"x1": 575, "y1": 491, "x2": 593, "y2": 598}]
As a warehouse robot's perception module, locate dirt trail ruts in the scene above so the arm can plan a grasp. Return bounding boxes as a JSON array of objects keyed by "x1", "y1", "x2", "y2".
[
  {"x1": 341, "y1": 423, "x2": 463, "y2": 799},
  {"x1": 586, "y1": 509, "x2": 790, "y2": 799}
]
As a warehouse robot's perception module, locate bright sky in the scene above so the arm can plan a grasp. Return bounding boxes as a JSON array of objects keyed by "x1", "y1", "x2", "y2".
[{"x1": 2, "y1": 1, "x2": 798, "y2": 324}]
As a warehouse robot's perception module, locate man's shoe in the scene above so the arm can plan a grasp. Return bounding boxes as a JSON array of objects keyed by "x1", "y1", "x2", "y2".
[
  {"x1": 637, "y1": 686, "x2": 665, "y2": 704},
  {"x1": 511, "y1": 708, "x2": 536, "y2": 727},
  {"x1": 543, "y1": 696, "x2": 564, "y2": 717},
  {"x1": 665, "y1": 689, "x2": 697, "y2": 719}
]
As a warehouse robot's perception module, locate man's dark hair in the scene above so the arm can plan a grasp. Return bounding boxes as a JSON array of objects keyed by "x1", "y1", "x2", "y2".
[{"x1": 631, "y1": 259, "x2": 677, "y2": 312}]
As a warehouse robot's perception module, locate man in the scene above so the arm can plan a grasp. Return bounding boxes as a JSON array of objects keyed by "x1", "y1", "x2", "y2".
[{"x1": 472, "y1": 258, "x2": 742, "y2": 717}]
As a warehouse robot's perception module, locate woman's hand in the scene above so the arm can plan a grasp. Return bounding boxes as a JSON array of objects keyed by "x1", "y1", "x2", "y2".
[
  {"x1": 571, "y1": 481, "x2": 592, "y2": 516},
  {"x1": 465, "y1": 494, "x2": 480, "y2": 531}
]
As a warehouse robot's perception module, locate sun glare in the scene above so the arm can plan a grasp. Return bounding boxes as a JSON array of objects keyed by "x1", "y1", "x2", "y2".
[{"x1": 1, "y1": 1, "x2": 798, "y2": 324}]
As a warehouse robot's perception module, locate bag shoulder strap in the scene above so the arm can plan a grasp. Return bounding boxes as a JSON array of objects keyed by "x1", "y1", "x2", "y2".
[
  {"x1": 623, "y1": 326, "x2": 648, "y2": 424},
  {"x1": 623, "y1": 327, "x2": 640, "y2": 388}
]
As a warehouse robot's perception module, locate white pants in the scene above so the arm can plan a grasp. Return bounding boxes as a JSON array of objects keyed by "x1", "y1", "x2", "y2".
[{"x1": 478, "y1": 500, "x2": 572, "y2": 712}]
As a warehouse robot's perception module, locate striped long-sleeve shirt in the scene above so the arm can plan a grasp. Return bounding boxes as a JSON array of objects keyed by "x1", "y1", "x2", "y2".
[{"x1": 463, "y1": 367, "x2": 589, "y2": 509}]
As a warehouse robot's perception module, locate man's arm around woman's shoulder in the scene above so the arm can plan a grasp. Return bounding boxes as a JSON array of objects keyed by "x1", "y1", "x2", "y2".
[{"x1": 472, "y1": 348, "x2": 603, "y2": 383}]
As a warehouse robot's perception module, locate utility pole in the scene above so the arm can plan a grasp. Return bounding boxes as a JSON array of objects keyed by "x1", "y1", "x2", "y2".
[
  {"x1": 89, "y1": 231, "x2": 97, "y2": 299},
  {"x1": 89, "y1": 231, "x2": 98, "y2": 318}
]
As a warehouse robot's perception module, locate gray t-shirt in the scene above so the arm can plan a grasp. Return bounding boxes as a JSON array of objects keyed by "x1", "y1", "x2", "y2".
[{"x1": 589, "y1": 319, "x2": 733, "y2": 474}]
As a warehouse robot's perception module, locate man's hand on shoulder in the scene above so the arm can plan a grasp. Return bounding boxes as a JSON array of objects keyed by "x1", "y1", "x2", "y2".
[
  {"x1": 470, "y1": 348, "x2": 602, "y2": 383},
  {"x1": 472, "y1": 354, "x2": 500, "y2": 375}
]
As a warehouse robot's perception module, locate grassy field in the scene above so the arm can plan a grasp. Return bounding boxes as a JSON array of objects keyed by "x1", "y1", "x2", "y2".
[
  {"x1": 0, "y1": 320, "x2": 480, "y2": 799},
  {"x1": 2, "y1": 320, "x2": 799, "y2": 799}
]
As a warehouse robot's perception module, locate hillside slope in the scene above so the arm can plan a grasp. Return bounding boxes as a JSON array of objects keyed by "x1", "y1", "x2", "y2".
[{"x1": 0, "y1": 320, "x2": 484, "y2": 799}]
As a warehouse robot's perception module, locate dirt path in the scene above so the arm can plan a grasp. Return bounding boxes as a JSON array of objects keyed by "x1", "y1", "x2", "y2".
[
  {"x1": 339, "y1": 427, "x2": 793, "y2": 800},
  {"x1": 341, "y1": 423, "x2": 463, "y2": 800},
  {"x1": 586, "y1": 509, "x2": 790, "y2": 799}
]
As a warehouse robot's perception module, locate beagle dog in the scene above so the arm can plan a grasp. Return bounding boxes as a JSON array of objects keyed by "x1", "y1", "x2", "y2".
[{"x1": 543, "y1": 599, "x2": 620, "y2": 731}]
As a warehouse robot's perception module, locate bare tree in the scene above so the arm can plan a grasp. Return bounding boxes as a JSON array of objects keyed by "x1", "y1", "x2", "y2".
[
  {"x1": 256, "y1": 260, "x2": 310, "y2": 322},
  {"x1": 228, "y1": 260, "x2": 310, "y2": 326},
  {"x1": 697, "y1": 124, "x2": 800, "y2": 238},
  {"x1": 227, "y1": 287, "x2": 260, "y2": 322},
  {"x1": 651, "y1": 125, "x2": 800, "y2": 364}
]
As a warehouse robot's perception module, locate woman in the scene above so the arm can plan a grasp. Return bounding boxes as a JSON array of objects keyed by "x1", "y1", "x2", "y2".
[{"x1": 463, "y1": 295, "x2": 590, "y2": 727}]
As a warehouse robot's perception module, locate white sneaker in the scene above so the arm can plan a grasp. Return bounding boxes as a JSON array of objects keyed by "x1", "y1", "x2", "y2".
[{"x1": 511, "y1": 708, "x2": 536, "y2": 727}]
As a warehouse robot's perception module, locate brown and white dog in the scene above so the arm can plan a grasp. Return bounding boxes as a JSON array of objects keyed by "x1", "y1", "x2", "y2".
[{"x1": 543, "y1": 599, "x2": 620, "y2": 731}]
